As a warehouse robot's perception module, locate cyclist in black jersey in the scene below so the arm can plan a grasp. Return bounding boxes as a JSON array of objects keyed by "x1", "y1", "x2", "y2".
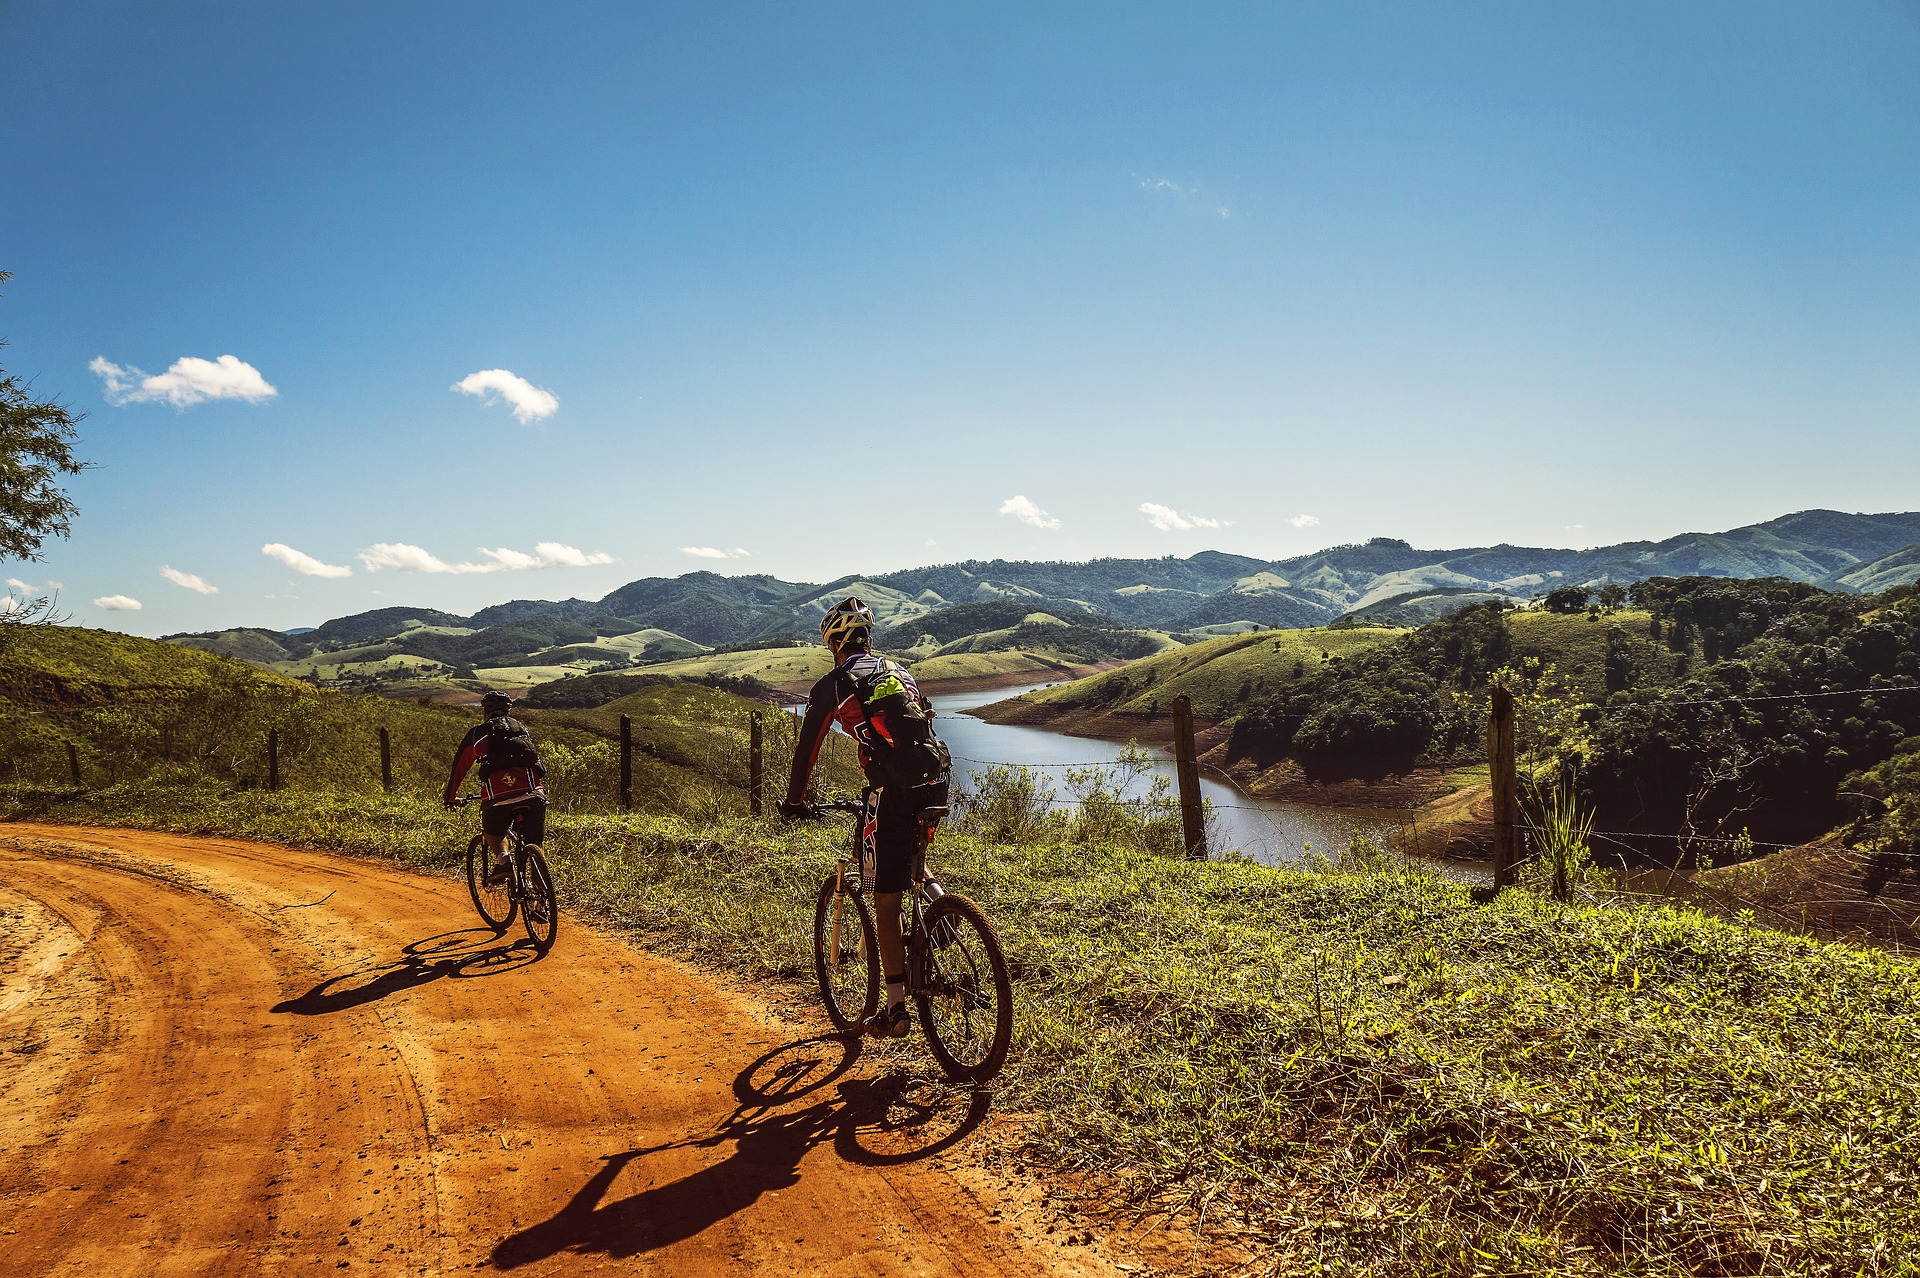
[
  {"x1": 781, "y1": 597, "x2": 950, "y2": 1039},
  {"x1": 443, "y1": 691, "x2": 548, "y2": 886}
]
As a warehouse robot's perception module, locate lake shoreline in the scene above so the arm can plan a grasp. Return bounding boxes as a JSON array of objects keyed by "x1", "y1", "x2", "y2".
[{"x1": 970, "y1": 692, "x2": 1472, "y2": 813}]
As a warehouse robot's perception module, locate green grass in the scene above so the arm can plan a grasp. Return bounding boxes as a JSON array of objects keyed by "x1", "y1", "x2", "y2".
[
  {"x1": 1025, "y1": 625, "x2": 1402, "y2": 720},
  {"x1": 626, "y1": 645, "x2": 838, "y2": 687},
  {"x1": 1507, "y1": 609, "x2": 1682, "y2": 700},
  {"x1": 0, "y1": 624, "x2": 837, "y2": 812},
  {"x1": 9, "y1": 775, "x2": 1918, "y2": 1275}
]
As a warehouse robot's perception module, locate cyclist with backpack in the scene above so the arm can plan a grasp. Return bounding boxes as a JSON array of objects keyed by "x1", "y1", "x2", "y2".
[
  {"x1": 781, "y1": 597, "x2": 951, "y2": 1039},
  {"x1": 443, "y1": 691, "x2": 548, "y2": 886}
]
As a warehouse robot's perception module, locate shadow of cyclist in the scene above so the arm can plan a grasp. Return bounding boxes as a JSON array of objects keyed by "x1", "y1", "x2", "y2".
[
  {"x1": 489, "y1": 1034, "x2": 992, "y2": 1269},
  {"x1": 272, "y1": 928, "x2": 540, "y2": 1016}
]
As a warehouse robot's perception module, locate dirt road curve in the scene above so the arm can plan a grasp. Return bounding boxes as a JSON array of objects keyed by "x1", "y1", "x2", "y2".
[{"x1": 0, "y1": 825, "x2": 1097, "y2": 1277}]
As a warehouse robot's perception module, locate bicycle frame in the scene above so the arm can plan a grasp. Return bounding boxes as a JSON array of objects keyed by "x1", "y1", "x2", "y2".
[{"x1": 823, "y1": 790, "x2": 947, "y2": 994}]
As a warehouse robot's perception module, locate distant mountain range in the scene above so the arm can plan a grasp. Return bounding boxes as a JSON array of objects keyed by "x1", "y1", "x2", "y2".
[{"x1": 170, "y1": 509, "x2": 1920, "y2": 666}]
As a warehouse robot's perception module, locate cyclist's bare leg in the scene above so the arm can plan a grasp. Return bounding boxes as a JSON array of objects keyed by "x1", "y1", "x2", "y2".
[
  {"x1": 875, "y1": 890, "x2": 907, "y2": 1010},
  {"x1": 481, "y1": 830, "x2": 511, "y2": 883}
]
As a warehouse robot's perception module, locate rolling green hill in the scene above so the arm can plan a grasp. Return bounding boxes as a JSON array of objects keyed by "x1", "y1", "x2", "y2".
[
  {"x1": 1020, "y1": 625, "x2": 1403, "y2": 721},
  {"x1": 0, "y1": 623, "x2": 793, "y2": 815},
  {"x1": 1823, "y1": 543, "x2": 1920, "y2": 594},
  {"x1": 165, "y1": 509, "x2": 1920, "y2": 708}
]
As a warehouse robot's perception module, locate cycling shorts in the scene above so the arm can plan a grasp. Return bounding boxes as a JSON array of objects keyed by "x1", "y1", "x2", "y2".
[
  {"x1": 482, "y1": 795, "x2": 547, "y2": 846},
  {"x1": 870, "y1": 779, "x2": 946, "y2": 894}
]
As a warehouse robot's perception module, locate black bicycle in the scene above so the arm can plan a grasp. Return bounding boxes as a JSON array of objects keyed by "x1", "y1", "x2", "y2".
[
  {"x1": 455, "y1": 795, "x2": 559, "y2": 952},
  {"x1": 806, "y1": 794, "x2": 1013, "y2": 1083}
]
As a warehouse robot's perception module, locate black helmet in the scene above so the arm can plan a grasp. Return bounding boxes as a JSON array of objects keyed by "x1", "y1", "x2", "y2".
[{"x1": 480, "y1": 691, "x2": 516, "y2": 715}]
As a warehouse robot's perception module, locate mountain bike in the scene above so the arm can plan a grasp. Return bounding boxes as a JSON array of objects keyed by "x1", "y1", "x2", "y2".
[
  {"x1": 805, "y1": 793, "x2": 1013, "y2": 1083},
  {"x1": 455, "y1": 795, "x2": 559, "y2": 952}
]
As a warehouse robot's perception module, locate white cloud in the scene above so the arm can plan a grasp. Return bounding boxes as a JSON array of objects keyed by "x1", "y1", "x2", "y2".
[
  {"x1": 7, "y1": 578, "x2": 32, "y2": 592},
  {"x1": 95, "y1": 594, "x2": 143, "y2": 611},
  {"x1": 679, "y1": 546, "x2": 751, "y2": 560},
  {"x1": 1217, "y1": 206, "x2": 1233, "y2": 219},
  {"x1": 1137, "y1": 176, "x2": 1186, "y2": 194},
  {"x1": 1140, "y1": 502, "x2": 1230, "y2": 532},
  {"x1": 91, "y1": 355, "x2": 277, "y2": 408},
  {"x1": 263, "y1": 543, "x2": 354, "y2": 578},
  {"x1": 998, "y1": 495, "x2": 1060, "y2": 529},
  {"x1": 451, "y1": 369, "x2": 559, "y2": 424},
  {"x1": 160, "y1": 565, "x2": 218, "y2": 595},
  {"x1": 359, "y1": 541, "x2": 613, "y2": 574},
  {"x1": 1287, "y1": 514, "x2": 1321, "y2": 528}
]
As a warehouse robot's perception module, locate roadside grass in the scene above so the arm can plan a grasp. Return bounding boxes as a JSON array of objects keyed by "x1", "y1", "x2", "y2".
[
  {"x1": 1028, "y1": 626, "x2": 1402, "y2": 721},
  {"x1": 8, "y1": 777, "x2": 1918, "y2": 1276}
]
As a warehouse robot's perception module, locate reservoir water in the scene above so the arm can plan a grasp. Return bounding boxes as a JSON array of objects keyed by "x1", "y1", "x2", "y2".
[{"x1": 927, "y1": 682, "x2": 1412, "y2": 868}]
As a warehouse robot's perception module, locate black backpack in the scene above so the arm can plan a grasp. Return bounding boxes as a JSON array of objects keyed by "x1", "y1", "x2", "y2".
[
  {"x1": 484, "y1": 715, "x2": 542, "y2": 774},
  {"x1": 849, "y1": 659, "x2": 950, "y2": 790}
]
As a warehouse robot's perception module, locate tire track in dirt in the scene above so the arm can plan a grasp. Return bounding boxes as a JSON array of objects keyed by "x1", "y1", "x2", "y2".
[{"x1": 0, "y1": 824, "x2": 1106, "y2": 1277}]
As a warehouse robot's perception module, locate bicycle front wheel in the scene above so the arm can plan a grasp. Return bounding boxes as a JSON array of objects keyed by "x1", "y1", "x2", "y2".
[
  {"x1": 914, "y1": 893, "x2": 1013, "y2": 1083},
  {"x1": 466, "y1": 833, "x2": 517, "y2": 932},
  {"x1": 518, "y1": 847, "x2": 559, "y2": 951},
  {"x1": 813, "y1": 872, "x2": 879, "y2": 1034}
]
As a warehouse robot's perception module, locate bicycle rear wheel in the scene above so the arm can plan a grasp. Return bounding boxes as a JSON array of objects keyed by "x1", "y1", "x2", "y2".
[
  {"x1": 813, "y1": 871, "x2": 879, "y2": 1034},
  {"x1": 466, "y1": 833, "x2": 517, "y2": 932},
  {"x1": 517, "y1": 847, "x2": 559, "y2": 951},
  {"x1": 914, "y1": 893, "x2": 1013, "y2": 1083}
]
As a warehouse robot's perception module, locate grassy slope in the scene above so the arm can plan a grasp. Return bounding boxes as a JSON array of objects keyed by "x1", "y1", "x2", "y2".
[
  {"x1": 8, "y1": 779, "x2": 1915, "y2": 1275},
  {"x1": 1506, "y1": 608, "x2": 1682, "y2": 699},
  {"x1": 0, "y1": 624, "x2": 811, "y2": 812},
  {"x1": 1023, "y1": 625, "x2": 1402, "y2": 721}
]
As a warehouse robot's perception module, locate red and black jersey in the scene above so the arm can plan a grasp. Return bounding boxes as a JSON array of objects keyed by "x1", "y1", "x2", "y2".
[
  {"x1": 783, "y1": 650, "x2": 930, "y2": 807},
  {"x1": 443, "y1": 715, "x2": 545, "y2": 806}
]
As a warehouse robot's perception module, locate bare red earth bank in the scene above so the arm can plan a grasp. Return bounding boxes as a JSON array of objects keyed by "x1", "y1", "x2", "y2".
[{"x1": 0, "y1": 826, "x2": 1127, "y2": 1277}]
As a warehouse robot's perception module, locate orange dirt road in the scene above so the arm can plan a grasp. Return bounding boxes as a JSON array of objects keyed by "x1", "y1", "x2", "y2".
[{"x1": 0, "y1": 825, "x2": 1094, "y2": 1277}]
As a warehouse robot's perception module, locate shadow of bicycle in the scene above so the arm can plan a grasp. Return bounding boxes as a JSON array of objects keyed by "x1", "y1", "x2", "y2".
[
  {"x1": 489, "y1": 1033, "x2": 993, "y2": 1268},
  {"x1": 272, "y1": 928, "x2": 542, "y2": 1016}
]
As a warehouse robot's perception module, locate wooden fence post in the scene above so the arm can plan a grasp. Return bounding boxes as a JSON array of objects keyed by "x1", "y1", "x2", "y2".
[
  {"x1": 1171, "y1": 695, "x2": 1207, "y2": 860},
  {"x1": 67, "y1": 742, "x2": 81, "y2": 787},
  {"x1": 1489, "y1": 685, "x2": 1518, "y2": 890},
  {"x1": 619, "y1": 715, "x2": 633, "y2": 812},
  {"x1": 378, "y1": 727, "x2": 392, "y2": 791},
  {"x1": 749, "y1": 711, "x2": 764, "y2": 817},
  {"x1": 268, "y1": 729, "x2": 280, "y2": 791}
]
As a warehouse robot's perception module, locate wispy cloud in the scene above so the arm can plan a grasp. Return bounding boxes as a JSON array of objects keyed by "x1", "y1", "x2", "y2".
[
  {"x1": 92, "y1": 355, "x2": 277, "y2": 407},
  {"x1": 160, "y1": 565, "x2": 218, "y2": 595},
  {"x1": 263, "y1": 543, "x2": 354, "y2": 578},
  {"x1": 1140, "y1": 502, "x2": 1230, "y2": 532},
  {"x1": 999, "y1": 496, "x2": 1060, "y2": 530},
  {"x1": 452, "y1": 369, "x2": 559, "y2": 424},
  {"x1": 679, "y1": 546, "x2": 751, "y2": 560},
  {"x1": 1287, "y1": 514, "x2": 1321, "y2": 528},
  {"x1": 358, "y1": 541, "x2": 613, "y2": 574},
  {"x1": 1135, "y1": 174, "x2": 1234, "y2": 221},
  {"x1": 94, "y1": 594, "x2": 142, "y2": 611}
]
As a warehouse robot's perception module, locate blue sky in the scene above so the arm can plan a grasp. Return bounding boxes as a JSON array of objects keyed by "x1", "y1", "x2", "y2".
[{"x1": 4, "y1": 1, "x2": 1918, "y2": 636}]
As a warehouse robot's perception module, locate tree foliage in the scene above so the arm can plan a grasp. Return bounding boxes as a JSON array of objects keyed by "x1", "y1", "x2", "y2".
[{"x1": 0, "y1": 272, "x2": 89, "y2": 562}]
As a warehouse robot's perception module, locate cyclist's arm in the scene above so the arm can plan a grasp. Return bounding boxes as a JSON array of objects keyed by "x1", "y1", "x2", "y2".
[
  {"x1": 443, "y1": 725, "x2": 487, "y2": 804},
  {"x1": 783, "y1": 683, "x2": 836, "y2": 810}
]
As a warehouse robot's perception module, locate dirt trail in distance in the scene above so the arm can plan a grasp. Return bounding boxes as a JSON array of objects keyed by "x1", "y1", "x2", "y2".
[{"x1": 0, "y1": 824, "x2": 1107, "y2": 1277}]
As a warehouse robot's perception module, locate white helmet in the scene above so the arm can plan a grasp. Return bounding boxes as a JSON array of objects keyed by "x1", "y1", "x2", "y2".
[{"x1": 819, "y1": 596, "x2": 875, "y2": 648}]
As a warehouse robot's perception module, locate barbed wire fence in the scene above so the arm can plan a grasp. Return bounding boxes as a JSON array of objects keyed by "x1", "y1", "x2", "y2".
[{"x1": 15, "y1": 669, "x2": 1916, "y2": 950}]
